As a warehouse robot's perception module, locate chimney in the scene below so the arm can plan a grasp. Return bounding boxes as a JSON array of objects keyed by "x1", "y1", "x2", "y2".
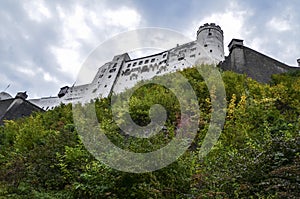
[
  {"x1": 228, "y1": 39, "x2": 244, "y2": 53},
  {"x1": 15, "y1": 91, "x2": 28, "y2": 100},
  {"x1": 297, "y1": 58, "x2": 300, "y2": 67}
]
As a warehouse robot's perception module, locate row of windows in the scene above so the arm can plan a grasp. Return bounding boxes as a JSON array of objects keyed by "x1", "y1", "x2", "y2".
[
  {"x1": 126, "y1": 54, "x2": 167, "y2": 68},
  {"x1": 127, "y1": 58, "x2": 156, "y2": 68},
  {"x1": 42, "y1": 106, "x2": 54, "y2": 110},
  {"x1": 124, "y1": 63, "x2": 164, "y2": 76},
  {"x1": 204, "y1": 44, "x2": 221, "y2": 48},
  {"x1": 70, "y1": 87, "x2": 89, "y2": 93}
]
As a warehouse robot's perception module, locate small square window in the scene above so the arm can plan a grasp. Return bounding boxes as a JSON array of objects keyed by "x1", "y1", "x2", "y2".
[
  {"x1": 133, "y1": 62, "x2": 137, "y2": 66},
  {"x1": 127, "y1": 63, "x2": 131, "y2": 68},
  {"x1": 204, "y1": 44, "x2": 208, "y2": 47},
  {"x1": 150, "y1": 58, "x2": 155, "y2": 63},
  {"x1": 210, "y1": 50, "x2": 213, "y2": 53},
  {"x1": 139, "y1": 60, "x2": 143, "y2": 65},
  {"x1": 145, "y1": 60, "x2": 149, "y2": 64}
]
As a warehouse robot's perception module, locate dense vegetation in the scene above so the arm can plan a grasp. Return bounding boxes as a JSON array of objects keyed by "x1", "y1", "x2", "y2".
[{"x1": 0, "y1": 67, "x2": 299, "y2": 198}]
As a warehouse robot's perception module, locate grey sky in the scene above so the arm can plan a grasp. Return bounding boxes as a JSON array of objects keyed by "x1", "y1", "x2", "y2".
[{"x1": 1, "y1": 0, "x2": 299, "y2": 98}]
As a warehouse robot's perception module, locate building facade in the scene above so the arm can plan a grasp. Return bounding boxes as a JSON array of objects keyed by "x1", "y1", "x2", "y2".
[
  {"x1": 29, "y1": 23, "x2": 226, "y2": 110},
  {"x1": 25, "y1": 23, "x2": 299, "y2": 110}
]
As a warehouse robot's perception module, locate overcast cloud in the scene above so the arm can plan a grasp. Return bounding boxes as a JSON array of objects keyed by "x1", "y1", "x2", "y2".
[{"x1": 1, "y1": 0, "x2": 299, "y2": 98}]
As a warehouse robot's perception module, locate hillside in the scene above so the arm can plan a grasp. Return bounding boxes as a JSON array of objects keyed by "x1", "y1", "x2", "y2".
[{"x1": 0, "y1": 66, "x2": 299, "y2": 198}]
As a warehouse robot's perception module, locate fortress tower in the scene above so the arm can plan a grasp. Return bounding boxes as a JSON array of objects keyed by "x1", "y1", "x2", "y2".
[{"x1": 196, "y1": 23, "x2": 224, "y2": 62}]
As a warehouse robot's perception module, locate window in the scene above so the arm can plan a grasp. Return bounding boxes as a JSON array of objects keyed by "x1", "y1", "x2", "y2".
[
  {"x1": 163, "y1": 54, "x2": 167, "y2": 58},
  {"x1": 190, "y1": 47, "x2": 196, "y2": 51},
  {"x1": 150, "y1": 58, "x2": 155, "y2": 63},
  {"x1": 133, "y1": 62, "x2": 137, "y2": 66},
  {"x1": 127, "y1": 63, "x2": 131, "y2": 68},
  {"x1": 108, "y1": 75, "x2": 112, "y2": 78},
  {"x1": 139, "y1": 60, "x2": 143, "y2": 65},
  {"x1": 204, "y1": 44, "x2": 208, "y2": 47},
  {"x1": 179, "y1": 50, "x2": 186, "y2": 54},
  {"x1": 208, "y1": 32, "x2": 212, "y2": 36},
  {"x1": 145, "y1": 60, "x2": 149, "y2": 64},
  {"x1": 190, "y1": 54, "x2": 195, "y2": 58},
  {"x1": 109, "y1": 68, "x2": 116, "y2": 73},
  {"x1": 113, "y1": 63, "x2": 117, "y2": 68},
  {"x1": 104, "y1": 85, "x2": 107, "y2": 88},
  {"x1": 210, "y1": 50, "x2": 213, "y2": 53}
]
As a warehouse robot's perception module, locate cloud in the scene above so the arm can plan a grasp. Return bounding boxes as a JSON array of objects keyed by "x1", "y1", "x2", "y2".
[
  {"x1": 103, "y1": 7, "x2": 141, "y2": 28},
  {"x1": 186, "y1": 1, "x2": 251, "y2": 55},
  {"x1": 24, "y1": 0, "x2": 52, "y2": 22},
  {"x1": 240, "y1": 2, "x2": 300, "y2": 65},
  {"x1": 0, "y1": 1, "x2": 142, "y2": 98},
  {"x1": 52, "y1": 4, "x2": 142, "y2": 80},
  {"x1": 267, "y1": 17, "x2": 291, "y2": 32}
]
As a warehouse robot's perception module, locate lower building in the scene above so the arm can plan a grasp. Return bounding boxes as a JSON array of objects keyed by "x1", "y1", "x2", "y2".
[{"x1": 0, "y1": 92, "x2": 44, "y2": 125}]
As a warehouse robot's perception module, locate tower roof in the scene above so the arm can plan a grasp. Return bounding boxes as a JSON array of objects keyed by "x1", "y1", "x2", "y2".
[{"x1": 0, "y1": 92, "x2": 13, "y2": 101}]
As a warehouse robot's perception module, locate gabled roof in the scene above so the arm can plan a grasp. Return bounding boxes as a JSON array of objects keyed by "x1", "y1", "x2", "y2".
[{"x1": 0, "y1": 97, "x2": 44, "y2": 125}]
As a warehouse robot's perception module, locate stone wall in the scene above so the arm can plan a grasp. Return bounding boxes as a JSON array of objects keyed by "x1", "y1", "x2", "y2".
[{"x1": 220, "y1": 39, "x2": 300, "y2": 83}]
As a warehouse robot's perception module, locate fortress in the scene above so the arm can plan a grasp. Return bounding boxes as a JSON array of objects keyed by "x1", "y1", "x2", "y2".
[{"x1": 1, "y1": 23, "x2": 300, "y2": 115}]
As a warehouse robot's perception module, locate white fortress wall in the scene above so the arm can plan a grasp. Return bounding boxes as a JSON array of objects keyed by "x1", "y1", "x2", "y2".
[
  {"x1": 29, "y1": 97, "x2": 61, "y2": 110},
  {"x1": 28, "y1": 23, "x2": 225, "y2": 110},
  {"x1": 112, "y1": 51, "x2": 169, "y2": 94}
]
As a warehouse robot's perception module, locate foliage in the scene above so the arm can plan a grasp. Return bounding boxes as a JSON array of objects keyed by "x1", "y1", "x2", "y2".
[{"x1": 0, "y1": 68, "x2": 299, "y2": 198}]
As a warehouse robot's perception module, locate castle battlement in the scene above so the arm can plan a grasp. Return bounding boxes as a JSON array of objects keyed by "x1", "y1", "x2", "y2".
[{"x1": 197, "y1": 23, "x2": 223, "y2": 36}]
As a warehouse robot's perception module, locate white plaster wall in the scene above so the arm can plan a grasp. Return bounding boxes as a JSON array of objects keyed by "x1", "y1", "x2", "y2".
[
  {"x1": 112, "y1": 52, "x2": 169, "y2": 93},
  {"x1": 28, "y1": 24, "x2": 225, "y2": 109},
  {"x1": 29, "y1": 97, "x2": 61, "y2": 110}
]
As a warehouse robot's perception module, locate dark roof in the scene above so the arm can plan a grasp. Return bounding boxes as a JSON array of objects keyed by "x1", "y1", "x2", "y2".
[{"x1": 0, "y1": 97, "x2": 44, "y2": 125}]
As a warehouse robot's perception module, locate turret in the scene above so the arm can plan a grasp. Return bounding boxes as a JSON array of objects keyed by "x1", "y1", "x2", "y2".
[
  {"x1": 196, "y1": 23, "x2": 224, "y2": 61},
  {"x1": 228, "y1": 39, "x2": 244, "y2": 52},
  {"x1": 15, "y1": 91, "x2": 28, "y2": 100},
  {"x1": 58, "y1": 86, "x2": 69, "y2": 98}
]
